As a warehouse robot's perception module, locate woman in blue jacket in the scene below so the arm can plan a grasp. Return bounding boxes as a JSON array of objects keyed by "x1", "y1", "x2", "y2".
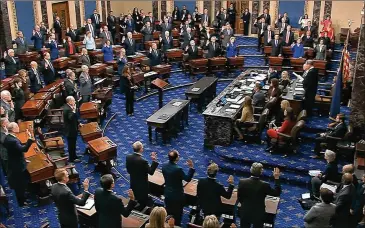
[
  {"x1": 291, "y1": 38, "x2": 305, "y2": 58},
  {"x1": 47, "y1": 33, "x2": 59, "y2": 60},
  {"x1": 102, "y1": 40, "x2": 114, "y2": 62},
  {"x1": 226, "y1": 37, "x2": 237, "y2": 58},
  {"x1": 117, "y1": 48, "x2": 128, "y2": 93}
]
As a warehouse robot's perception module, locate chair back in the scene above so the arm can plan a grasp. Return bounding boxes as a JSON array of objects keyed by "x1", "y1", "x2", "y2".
[
  {"x1": 265, "y1": 97, "x2": 278, "y2": 110},
  {"x1": 297, "y1": 110, "x2": 307, "y2": 122},
  {"x1": 187, "y1": 223, "x2": 202, "y2": 228},
  {"x1": 290, "y1": 120, "x2": 305, "y2": 145},
  {"x1": 257, "y1": 109, "x2": 269, "y2": 133},
  {"x1": 343, "y1": 124, "x2": 354, "y2": 141}
]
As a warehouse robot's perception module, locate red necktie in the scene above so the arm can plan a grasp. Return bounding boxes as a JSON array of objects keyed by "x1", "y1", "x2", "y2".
[
  {"x1": 286, "y1": 32, "x2": 290, "y2": 43},
  {"x1": 69, "y1": 42, "x2": 74, "y2": 54}
]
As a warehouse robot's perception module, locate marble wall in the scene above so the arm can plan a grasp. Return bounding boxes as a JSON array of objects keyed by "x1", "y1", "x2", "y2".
[
  {"x1": 0, "y1": 0, "x2": 12, "y2": 50},
  {"x1": 251, "y1": 0, "x2": 259, "y2": 34}
]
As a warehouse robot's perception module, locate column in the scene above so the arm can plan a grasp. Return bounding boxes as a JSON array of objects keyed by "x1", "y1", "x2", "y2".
[
  {"x1": 0, "y1": 0, "x2": 12, "y2": 49},
  {"x1": 251, "y1": 0, "x2": 259, "y2": 34}
]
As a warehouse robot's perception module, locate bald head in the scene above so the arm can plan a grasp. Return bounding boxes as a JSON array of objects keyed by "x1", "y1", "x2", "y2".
[
  {"x1": 7, "y1": 122, "x2": 19, "y2": 133},
  {"x1": 342, "y1": 164, "x2": 355, "y2": 174},
  {"x1": 342, "y1": 173, "x2": 353, "y2": 185}
]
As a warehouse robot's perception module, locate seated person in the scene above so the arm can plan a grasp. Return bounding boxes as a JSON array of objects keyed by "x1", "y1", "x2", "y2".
[
  {"x1": 312, "y1": 113, "x2": 347, "y2": 158},
  {"x1": 252, "y1": 84, "x2": 266, "y2": 107},
  {"x1": 266, "y1": 107, "x2": 296, "y2": 152},
  {"x1": 267, "y1": 67, "x2": 279, "y2": 82},
  {"x1": 315, "y1": 39, "x2": 327, "y2": 60},
  {"x1": 279, "y1": 71, "x2": 291, "y2": 89},
  {"x1": 304, "y1": 188, "x2": 336, "y2": 228},
  {"x1": 318, "y1": 32, "x2": 332, "y2": 50},
  {"x1": 291, "y1": 38, "x2": 305, "y2": 58},
  {"x1": 311, "y1": 150, "x2": 339, "y2": 197},
  {"x1": 267, "y1": 78, "x2": 282, "y2": 99},
  {"x1": 352, "y1": 174, "x2": 365, "y2": 226},
  {"x1": 273, "y1": 100, "x2": 290, "y2": 126},
  {"x1": 145, "y1": 207, "x2": 174, "y2": 228},
  {"x1": 234, "y1": 96, "x2": 256, "y2": 140}
]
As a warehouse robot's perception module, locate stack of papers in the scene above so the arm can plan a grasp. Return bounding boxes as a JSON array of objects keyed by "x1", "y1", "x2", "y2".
[
  {"x1": 237, "y1": 98, "x2": 246, "y2": 104},
  {"x1": 76, "y1": 198, "x2": 94, "y2": 210},
  {"x1": 308, "y1": 170, "x2": 321, "y2": 176},
  {"x1": 225, "y1": 109, "x2": 236, "y2": 113},
  {"x1": 191, "y1": 87, "x2": 200, "y2": 92},
  {"x1": 229, "y1": 104, "x2": 241, "y2": 109},
  {"x1": 320, "y1": 183, "x2": 337, "y2": 193},
  {"x1": 295, "y1": 88, "x2": 305, "y2": 91},
  {"x1": 172, "y1": 102, "x2": 183, "y2": 107}
]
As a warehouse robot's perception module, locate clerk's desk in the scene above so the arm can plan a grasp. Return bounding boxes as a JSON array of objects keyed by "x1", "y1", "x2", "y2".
[{"x1": 76, "y1": 195, "x2": 149, "y2": 228}]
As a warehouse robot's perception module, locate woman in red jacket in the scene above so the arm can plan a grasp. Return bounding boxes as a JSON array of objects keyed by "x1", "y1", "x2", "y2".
[{"x1": 266, "y1": 107, "x2": 296, "y2": 152}]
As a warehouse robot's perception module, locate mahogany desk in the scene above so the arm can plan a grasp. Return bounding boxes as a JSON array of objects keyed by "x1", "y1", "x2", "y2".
[
  {"x1": 88, "y1": 136, "x2": 117, "y2": 175},
  {"x1": 26, "y1": 152, "x2": 54, "y2": 183},
  {"x1": 92, "y1": 87, "x2": 113, "y2": 104},
  {"x1": 77, "y1": 195, "x2": 149, "y2": 228},
  {"x1": 146, "y1": 99, "x2": 190, "y2": 144},
  {"x1": 0, "y1": 76, "x2": 15, "y2": 91},
  {"x1": 185, "y1": 77, "x2": 218, "y2": 112},
  {"x1": 17, "y1": 52, "x2": 39, "y2": 68},
  {"x1": 89, "y1": 63, "x2": 108, "y2": 78},
  {"x1": 21, "y1": 100, "x2": 46, "y2": 118},
  {"x1": 79, "y1": 122, "x2": 102, "y2": 143},
  {"x1": 38, "y1": 79, "x2": 64, "y2": 94},
  {"x1": 53, "y1": 57, "x2": 71, "y2": 70},
  {"x1": 80, "y1": 102, "x2": 99, "y2": 120},
  {"x1": 18, "y1": 121, "x2": 34, "y2": 133},
  {"x1": 148, "y1": 169, "x2": 165, "y2": 196}
]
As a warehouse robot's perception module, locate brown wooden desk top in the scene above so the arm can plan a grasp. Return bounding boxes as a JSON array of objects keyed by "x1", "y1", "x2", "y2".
[
  {"x1": 87, "y1": 136, "x2": 116, "y2": 154},
  {"x1": 24, "y1": 143, "x2": 41, "y2": 158},
  {"x1": 26, "y1": 153, "x2": 53, "y2": 173},
  {"x1": 79, "y1": 122, "x2": 102, "y2": 136},
  {"x1": 18, "y1": 121, "x2": 34, "y2": 132},
  {"x1": 15, "y1": 131, "x2": 30, "y2": 144},
  {"x1": 148, "y1": 169, "x2": 165, "y2": 186},
  {"x1": 357, "y1": 142, "x2": 365, "y2": 152},
  {"x1": 80, "y1": 102, "x2": 98, "y2": 113}
]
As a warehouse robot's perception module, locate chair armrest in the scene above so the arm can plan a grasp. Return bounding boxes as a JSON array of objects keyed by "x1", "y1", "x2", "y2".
[
  {"x1": 47, "y1": 114, "x2": 63, "y2": 118},
  {"x1": 52, "y1": 157, "x2": 68, "y2": 163},
  {"x1": 277, "y1": 132, "x2": 291, "y2": 139},
  {"x1": 326, "y1": 135, "x2": 342, "y2": 141},
  {"x1": 242, "y1": 121, "x2": 259, "y2": 125}
]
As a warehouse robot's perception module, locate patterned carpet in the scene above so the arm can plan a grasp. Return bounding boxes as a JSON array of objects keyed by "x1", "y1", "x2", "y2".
[{"x1": 0, "y1": 36, "x2": 356, "y2": 228}]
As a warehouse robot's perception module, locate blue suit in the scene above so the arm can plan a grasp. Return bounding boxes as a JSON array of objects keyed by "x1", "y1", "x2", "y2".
[
  {"x1": 292, "y1": 44, "x2": 304, "y2": 58},
  {"x1": 102, "y1": 46, "x2": 114, "y2": 62},
  {"x1": 117, "y1": 57, "x2": 128, "y2": 75},
  {"x1": 226, "y1": 43, "x2": 237, "y2": 58},
  {"x1": 47, "y1": 41, "x2": 59, "y2": 60},
  {"x1": 126, "y1": 19, "x2": 135, "y2": 33},
  {"x1": 162, "y1": 161, "x2": 195, "y2": 226},
  {"x1": 31, "y1": 32, "x2": 43, "y2": 50}
]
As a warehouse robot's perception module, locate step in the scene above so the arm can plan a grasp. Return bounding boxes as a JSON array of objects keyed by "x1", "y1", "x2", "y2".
[
  {"x1": 238, "y1": 46, "x2": 263, "y2": 55},
  {"x1": 243, "y1": 56, "x2": 267, "y2": 66}
]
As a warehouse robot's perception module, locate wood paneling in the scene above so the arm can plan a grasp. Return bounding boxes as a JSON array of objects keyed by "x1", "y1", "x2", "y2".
[{"x1": 52, "y1": 1, "x2": 70, "y2": 40}]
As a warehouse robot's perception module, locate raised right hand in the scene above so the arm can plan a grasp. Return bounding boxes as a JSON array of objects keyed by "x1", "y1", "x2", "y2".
[
  {"x1": 128, "y1": 189, "x2": 135, "y2": 201},
  {"x1": 273, "y1": 167, "x2": 281, "y2": 179},
  {"x1": 83, "y1": 178, "x2": 89, "y2": 191},
  {"x1": 186, "y1": 159, "x2": 194, "y2": 168}
]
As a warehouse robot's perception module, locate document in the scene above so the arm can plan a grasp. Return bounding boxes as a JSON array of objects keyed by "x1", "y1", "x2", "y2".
[
  {"x1": 172, "y1": 102, "x2": 182, "y2": 107},
  {"x1": 191, "y1": 87, "x2": 200, "y2": 92},
  {"x1": 76, "y1": 198, "x2": 94, "y2": 210},
  {"x1": 308, "y1": 170, "x2": 321, "y2": 177},
  {"x1": 230, "y1": 104, "x2": 241, "y2": 109}
]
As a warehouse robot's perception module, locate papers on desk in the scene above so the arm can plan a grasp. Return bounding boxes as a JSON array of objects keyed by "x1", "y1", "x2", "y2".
[
  {"x1": 247, "y1": 79, "x2": 255, "y2": 82},
  {"x1": 76, "y1": 198, "x2": 94, "y2": 210},
  {"x1": 295, "y1": 88, "x2": 305, "y2": 91},
  {"x1": 191, "y1": 87, "x2": 200, "y2": 92},
  {"x1": 265, "y1": 196, "x2": 280, "y2": 214},
  {"x1": 225, "y1": 109, "x2": 236, "y2": 113},
  {"x1": 237, "y1": 98, "x2": 245, "y2": 105},
  {"x1": 226, "y1": 95, "x2": 242, "y2": 103},
  {"x1": 308, "y1": 170, "x2": 321, "y2": 177},
  {"x1": 144, "y1": 71, "x2": 158, "y2": 77},
  {"x1": 230, "y1": 104, "x2": 241, "y2": 109},
  {"x1": 172, "y1": 102, "x2": 183, "y2": 107},
  {"x1": 263, "y1": 85, "x2": 270, "y2": 90},
  {"x1": 320, "y1": 183, "x2": 337, "y2": 193},
  {"x1": 241, "y1": 85, "x2": 251, "y2": 90},
  {"x1": 253, "y1": 74, "x2": 267, "y2": 81},
  {"x1": 232, "y1": 88, "x2": 242, "y2": 92}
]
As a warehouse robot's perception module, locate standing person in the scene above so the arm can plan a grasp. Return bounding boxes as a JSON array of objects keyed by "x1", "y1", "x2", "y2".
[
  {"x1": 226, "y1": 37, "x2": 237, "y2": 58},
  {"x1": 78, "y1": 48, "x2": 91, "y2": 67},
  {"x1": 126, "y1": 141, "x2": 158, "y2": 210},
  {"x1": 63, "y1": 70, "x2": 78, "y2": 102},
  {"x1": 65, "y1": 25, "x2": 78, "y2": 42},
  {"x1": 40, "y1": 52, "x2": 56, "y2": 85},
  {"x1": 85, "y1": 19, "x2": 97, "y2": 38},
  {"x1": 148, "y1": 43, "x2": 162, "y2": 67},
  {"x1": 53, "y1": 16, "x2": 62, "y2": 42},
  {"x1": 259, "y1": 8, "x2": 271, "y2": 25},
  {"x1": 95, "y1": 174, "x2": 137, "y2": 228},
  {"x1": 83, "y1": 31, "x2": 96, "y2": 51},
  {"x1": 28, "y1": 61, "x2": 43, "y2": 93},
  {"x1": 31, "y1": 26, "x2": 44, "y2": 51},
  {"x1": 122, "y1": 32, "x2": 136, "y2": 56},
  {"x1": 63, "y1": 36, "x2": 77, "y2": 57},
  {"x1": 63, "y1": 96, "x2": 81, "y2": 163},
  {"x1": 117, "y1": 49, "x2": 128, "y2": 93},
  {"x1": 107, "y1": 11, "x2": 117, "y2": 42},
  {"x1": 101, "y1": 40, "x2": 113, "y2": 62},
  {"x1": 241, "y1": 8, "x2": 251, "y2": 36},
  {"x1": 90, "y1": 9, "x2": 101, "y2": 35},
  {"x1": 12, "y1": 31, "x2": 28, "y2": 55},
  {"x1": 47, "y1": 33, "x2": 59, "y2": 60},
  {"x1": 254, "y1": 18, "x2": 267, "y2": 52},
  {"x1": 3, "y1": 49, "x2": 20, "y2": 77},
  {"x1": 100, "y1": 26, "x2": 114, "y2": 45},
  {"x1": 302, "y1": 60, "x2": 318, "y2": 116},
  {"x1": 162, "y1": 150, "x2": 195, "y2": 226},
  {"x1": 0, "y1": 117, "x2": 9, "y2": 176},
  {"x1": 12, "y1": 78, "x2": 25, "y2": 121},
  {"x1": 51, "y1": 168, "x2": 90, "y2": 228},
  {"x1": 197, "y1": 163, "x2": 234, "y2": 218},
  {"x1": 0, "y1": 90, "x2": 15, "y2": 122},
  {"x1": 122, "y1": 67, "x2": 137, "y2": 116},
  {"x1": 238, "y1": 163, "x2": 281, "y2": 228},
  {"x1": 227, "y1": 3, "x2": 236, "y2": 32},
  {"x1": 79, "y1": 65, "x2": 93, "y2": 103},
  {"x1": 3, "y1": 122, "x2": 34, "y2": 206}
]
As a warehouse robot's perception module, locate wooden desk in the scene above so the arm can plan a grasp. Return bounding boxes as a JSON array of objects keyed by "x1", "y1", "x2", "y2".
[
  {"x1": 127, "y1": 53, "x2": 146, "y2": 64},
  {"x1": 165, "y1": 49, "x2": 184, "y2": 63},
  {"x1": 24, "y1": 143, "x2": 41, "y2": 158},
  {"x1": 148, "y1": 169, "x2": 165, "y2": 196},
  {"x1": 18, "y1": 121, "x2": 34, "y2": 132},
  {"x1": 21, "y1": 100, "x2": 46, "y2": 117},
  {"x1": 185, "y1": 77, "x2": 218, "y2": 112},
  {"x1": 152, "y1": 64, "x2": 172, "y2": 76},
  {"x1": 31, "y1": 92, "x2": 52, "y2": 101},
  {"x1": 0, "y1": 76, "x2": 15, "y2": 91},
  {"x1": 356, "y1": 142, "x2": 365, "y2": 170},
  {"x1": 89, "y1": 63, "x2": 108, "y2": 77},
  {"x1": 92, "y1": 87, "x2": 113, "y2": 103},
  {"x1": 88, "y1": 136, "x2": 117, "y2": 162},
  {"x1": 38, "y1": 79, "x2": 64, "y2": 94},
  {"x1": 53, "y1": 57, "x2": 71, "y2": 70},
  {"x1": 79, "y1": 122, "x2": 102, "y2": 142},
  {"x1": 26, "y1": 153, "x2": 54, "y2": 183},
  {"x1": 80, "y1": 102, "x2": 99, "y2": 120},
  {"x1": 17, "y1": 52, "x2": 39, "y2": 67}
]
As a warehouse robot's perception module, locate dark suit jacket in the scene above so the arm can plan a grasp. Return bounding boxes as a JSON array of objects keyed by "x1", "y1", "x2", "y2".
[
  {"x1": 148, "y1": 50, "x2": 162, "y2": 66},
  {"x1": 64, "y1": 41, "x2": 77, "y2": 57},
  {"x1": 12, "y1": 37, "x2": 28, "y2": 54},
  {"x1": 201, "y1": 14, "x2": 210, "y2": 26},
  {"x1": 205, "y1": 42, "x2": 221, "y2": 58},
  {"x1": 254, "y1": 22, "x2": 267, "y2": 36},
  {"x1": 182, "y1": 32, "x2": 194, "y2": 49},
  {"x1": 0, "y1": 100, "x2": 15, "y2": 122},
  {"x1": 162, "y1": 161, "x2": 195, "y2": 200},
  {"x1": 259, "y1": 14, "x2": 271, "y2": 25},
  {"x1": 126, "y1": 153, "x2": 158, "y2": 201},
  {"x1": 327, "y1": 122, "x2": 347, "y2": 138},
  {"x1": 270, "y1": 40, "x2": 283, "y2": 56},
  {"x1": 319, "y1": 37, "x2": 331, "y2": 49},
  {"x1": 65, "y1": 29, "x2": 78, "y2": 42},
  {"x1": 95, "y1": 188, "x2": 137, "y2": 228},
  {"x1": 161, "y1": 23, "x2": 172, "y2": 34},
  {"x1": 140, "y1": 26, "x2": 153, "y2": 42},
  {"x1": 322, "y1": 161, "x2": 339, "y2": 183},
  {"x1": 99, "y1": 31, "x2": 114, "y2": 45},
  {"x1": 124, "y1": 38, "x2": 136, "y2": 56},
  {"x1": 78, "y1": 55, "x2": 91, "y2": 67},
  {"x1": 197, "y1": 177, "x2": 234, "y2": 216},
  {"x1": 125, "y1": 19, "x2": 135, "y2": 33},
  {"x1": 303, "y1": 26, "x2": 317, "y2": 38},
  {"x1": 334, "y1": 184, "x2": 356, "y2": 226},
  {"x1": 302, "y1": 35, "x2": 314, "y2": 48},
  {"x1": 90, "y1": 13, "x2": 101, "y2": 25},
  {"x1": 53, "y1": 20, "x2": 62, "y2": 34},
  {"x1": 161, "y1": 36, "x2": 173, "y2": 52},
  {"x1": 51, "y1": 183, "x2": 90, "y2": 227},
  {"x1": 64, "y1": 79, "x2": 78, "y2": 100},
  {"x1": 40, "y1": 59, "x2": 56, "y2": 84},
  {"x1": 263, "y1": 30, "x2": 275, "y2": 46},
  {"x1": 31, "y1": 32, "x2": 44, "y2": 50},
  {"x1": 241, "y1": 12, "x2": 251, "y2": 23},
  {"x1": 187, "y1": 46, "x2": 199, "y2": 60},
  {"x1": 303, "y1": 68, "x2": 319, "y2": 101},
  {"x1": 238, "y1": 176, "x2": 281, "y2": 223},
  {"x1": 3, "y1": 134, "x2": 33, "y2": 173},
  {"x1": 3, "y1": 56, "x2": 20, "y2": 76},
  {"x1": 63, "y1": 104, "x2": 78, "y2": 138},
  {"x1": 85, "y1": 23, "x2": 97, "y2": 37},
  {"x1": 107, "y1": 15, "x2": 117, "y2": 31},
  {"x1": 280, "y1": 30, "x2": 295, "y2": 46}
]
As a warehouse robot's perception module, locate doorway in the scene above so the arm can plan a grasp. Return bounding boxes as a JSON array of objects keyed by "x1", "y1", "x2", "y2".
[
  {"x1": 52, "y1": 1, "x2": 70, "y2": 40},
  {"x1": 227, "y1": 1, "x2": 249, "y2": 34}
]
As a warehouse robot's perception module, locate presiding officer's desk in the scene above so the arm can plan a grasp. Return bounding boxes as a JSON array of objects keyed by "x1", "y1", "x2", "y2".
[
  {"x1": 146, "y1": 99, "x2": 190, "y2": 144},
  {"x1": 76, "y1": 195, "x2": 150, "y2": 228},
  {"x1": 203, "y1": 70, "x2": 305, "y2": 146},
  {"x1": 185, "y1": 77, "x2": 218, "y2": 112}
]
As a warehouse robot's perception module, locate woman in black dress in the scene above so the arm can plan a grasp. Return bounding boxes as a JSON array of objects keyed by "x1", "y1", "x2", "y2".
[
  {"x1": 12, "y1": 77, "x2": 25, "y2": 121},
  {"x1": 122, "y1": 66, "x2": 137, "y2": 116},
  {"x1": 133, "y1": 8, "x2": 142, "y2": 32},
  {"x1": 241, "y1": 8, "x2": 251, "y2": 36}
]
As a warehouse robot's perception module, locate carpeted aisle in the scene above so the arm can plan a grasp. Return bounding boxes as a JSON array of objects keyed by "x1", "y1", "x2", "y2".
[{"x1": 0, "y1": 36, "x2": 356, "y2": 228}]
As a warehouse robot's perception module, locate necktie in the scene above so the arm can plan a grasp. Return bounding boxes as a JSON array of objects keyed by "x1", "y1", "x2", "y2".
[
  {"x1": 268, "y1": 31, "x2": 271, "y2": 42},
  {"x1": 48, "y1": 60, "x2": 54, "y2": 72},
  {"x1": 275, "y1": 40, "x2": 278, "y2": 46},
  {"x1": 213, "y1": 43, "x2": 215, "y2": 50},
  {"x1": 37, "y1": 32, "x2": 41, "y2": 37},
  {"x1": 129, "y1": 39, "x2": 132, "y2": 45},
  {"x1": 34, "y1": 69, "x2": 41, "y2": 84},
  {"x1": 95, "y1": 14, "x2": 99, "y2": 24},
  {"x1": 154, "y1": 50, "x2": 157, "y2": 56},
  {"x1": 21, "y1": 38, "x2": 24, "y2": 44},
  {"x1": 106, "y1": 32, "x2": 110, "y2": 40},
  {"x1": 12, "y1": 57, "x2": 16, "y2": 64},
  {"x1": 89, "y1": 24, "x2": 94, "y2": 36},
  {"x1": 69, "y1": 42, "x2": 74, "y2": 54},
  {"x1": 227, "y1": 29, "x2": 230, "y2": 35},
  {"x1": 205, "y1": 15, "x2": 208, "y2": 22},
  {"x1": 286, "y1": 32, "x2": 290, "y2": 43}
]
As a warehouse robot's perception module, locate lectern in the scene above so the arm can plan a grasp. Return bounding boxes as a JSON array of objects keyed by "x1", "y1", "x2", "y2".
[{"x1": 151, "y1": 78, "x2": 169, "y2": 108}]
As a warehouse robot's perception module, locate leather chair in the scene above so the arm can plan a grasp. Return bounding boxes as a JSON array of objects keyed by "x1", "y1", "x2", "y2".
[
  {"x1": 47, "y1": 154, "x2": 80, "y2": 188},
  {"x1": 274, "y1": 120, "x2": 305, "y2": 154},
  {"x1": 45, "y1": 109, "x2": 64, "y2": 131},
  {"x1": 37, "y1": 127, "x2": 65, "y2": 159},
  {"x1": 0, "y1": 185, "x2": 9, "y2": 216},
  {"x1": 241, "y1": 108, "x2": 269, "y2": 143},
  {"x1": 314, "y1": 87, "x2": 333, "y2": 116},
  {"x1": 323, "y1": 125, "x2": 356, "y2": 162},
  {"x1": 296, "y1": 110, "x2": 307, "y2": 122}
]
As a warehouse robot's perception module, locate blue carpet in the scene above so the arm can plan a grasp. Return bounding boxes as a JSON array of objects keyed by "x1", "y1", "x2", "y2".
[{"x1": 0, "y1": 36, "x2": 356, "y2": 228}]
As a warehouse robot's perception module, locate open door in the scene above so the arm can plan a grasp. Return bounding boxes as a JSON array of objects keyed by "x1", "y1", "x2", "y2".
[
  {"x1": 227, "y1": 1, "x2": 249, "y2": 34},
  {"x1": 52, "y1": 1, "x2": 70, "y2": 41}
]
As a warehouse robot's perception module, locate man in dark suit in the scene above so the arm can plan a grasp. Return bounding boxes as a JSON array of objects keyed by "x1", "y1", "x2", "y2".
[
  {"x1": 3, "y1": 49, "x2": 20, "y2": 77},
  {"x1": 205, "y1": 36, "x2": 221, "y2": 58},
  {"x1": 140, "y1": 21, "x2": 153, "y2": 43},
  {"x1": 263, "y1": 25, "x2": 274, "y2": 46},
  {"x1": 65, "y1": 25, "x2": 78, "y2": 42},
  {"x1": 143, "y1": 12, "x2": 155, "y2": 30},
  {"x1": 51, "y1": 168, "x2": 90, "y2": 228},
  {"x1": 313, "y1": 113, "x2": 347, "y2": 158},
  {"x1": 54, "y1": 16, "x2": 62, "y2": 42},
  {"x1": 100, "y1": 25, "x2": 114, "y2": 45},
  {"x1": 107, "y1": 11, "x2": 117, "y2": 41},
  {"x1": 333, "y1": 173, "x2": 356, "y2": 228},
  {"x1": 318, "y1": 32, "x2": 332, "y2": 50},
  {"x1": 123, "y1": 32, "x2": 136, "y2": 56},
  {"x1": 270, "y1": 35, "x2": 283, "y2": 57},
  {"x1": 241, "y1": 8, "x2": 251, "y2": 36},
  {"x1": 238, "y1": 163, "x2": 281, "y2": 228},
  {"x1": 85, "y1": 18, "x2": 97, "y2": 38},
  {"x1": 302, "y1": 60, "x2": 318, "y2": 116},
  {"x1": 182, "y1": 27, "x2": 194, "y2": 49},
  {"x1": 259, "y1": 8, "x2": 271, "y2": 25},
  {"x1": 95, "y1": 174, "x2": 137, "y2": 228},
  {"x1": 161, "y1": 17, "x2": 172, "y2": 34},
  {"x1": 90, "y1": 9, "x2": 101, "y2": 33},
  {"x1": 148, "y1": 43, "x2": 162, "y2": 67},
  {"x1": 0, "y1": 118, "x2": 9, "y2": 176},
  {"x1": 186, "y1": 40, "x2": 199, "y2": 60},
  {"x1": 28, "y1": 61, "x2": 43, "y2": 93},
  {"x1": 180, "y1": 5, "x2": 189, "y2": 21},
  {"x1": 201, "y1": 8, "x2": 210, "y2": 26},
  {"x1": 254, "y1": 17, "x2": 267, "y2": 51},
  {"x1": 126, "y1": 141, "x2": 158, "y2": 210},
  {"x1": 1, "y1": 91, "x2": 15, "y2": 122},
  {"x1": 40, "y1": 52, "x2": 56, "y2": 85},
  {"x1": 31, "y1": 25, "x2": 44, "y2": 51},
  {"x1": 275, "y1": 17, "x2": 288, "y2": 34},
  {"x1": 219, "y1": 9, "x2": 229, "y2": 27},
  {"x1": 162, "y1": 150, "x2": 195, "y2": 226},
  {"x1": 63, "y1": 70, "x2": 78, "y2": 102},
  {"x1": 12, "y1": 31, "x2": 28, "y2": 54},
  {"x1": 63, "y1": 96, "x2": 80, "y2": 162},
  {"x1": 252, "y1": 84, "x2": 266, "y2": 107},
  {"x1": 281, "y1": 25, "x2": 295, "y2": 46},
  {"x1": 3, "y1": 122, "x2": 34, "y2": 206},
  {"x1": 302, "y1": 31, "x2": 314, "y2": 48},
  {"x1": 125, "y1": 14, "x2": 135, "y2": 33},
  {"x1": 160, "y1": 31, "x2": 173, "y2": 53},
  {"x1": 227, "y1": 3, "x2": 236, "y2": 31},
  {"x1": 197, "y1": 163, "x2": 234, "y2": 218},
  {"x1": 303, "y1": 21, "x2": 317, "y2": 38}
]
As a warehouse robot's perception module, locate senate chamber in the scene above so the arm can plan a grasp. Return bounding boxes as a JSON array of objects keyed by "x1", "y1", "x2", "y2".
[{"x1": 0, "y1": 0, "x2": 365, "y2": 227}]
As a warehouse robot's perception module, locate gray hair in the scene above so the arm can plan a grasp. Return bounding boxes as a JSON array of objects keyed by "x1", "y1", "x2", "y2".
[
  {"x1": 207, "y1": 163, "x2": 219, "y2": 176},
  {"x1": 81, "y1": 65, "x2": 89, "y2": 71},
  {"x1": 6, "y1": 122, "x2": 18, "y2": 133},
  {"x1": 133, "y1": 141, "x2": 143, "y2": 152},
  {"x1": 7, "y1": 49, "x2": 14, "y2": 54},
  {"x1": 66, "y1": 96, "x2": 75, "y2": 103},
  {"x1": 324, "y1": 150, "x2": 336, "y2": 162},
  {"x1": 202, "y1": 215, "x2": 220, "y2": 228},
  {"x1": 1, "y1": 90, "x2": 11, "y2": 99},
  {"x1": 306, "y1": 59, "x2": 314, "y2": 66},
  {"x1": 250, "y1": 162, "x2": 263, "y2": 176}
]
